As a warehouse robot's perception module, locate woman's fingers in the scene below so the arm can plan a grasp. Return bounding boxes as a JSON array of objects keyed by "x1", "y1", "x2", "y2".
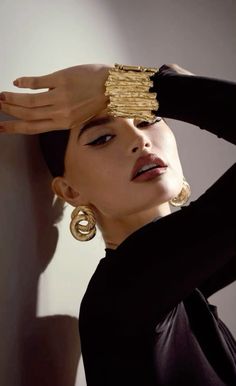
[
  {"x1": 0, "y1": 119, "x2": 64, "y2": 134},
  {"x1": 166, "y1": 64, "x2": 195, "y2": 75},
  {"x1": 0, "y1": 100, "x2": 86, "y2": 133},
  {"x1": 0, "y1": 102, "x2": 53, "y2": 121},
  {"x1": 0, "y1": 100, "x2": 102, "y2": 134},
  {"x1": 13, "y1": 72, "x2": 57, "y2": 89},
  {"x1": 0, "y1": 89, "x2": 55, "y2": 108}
]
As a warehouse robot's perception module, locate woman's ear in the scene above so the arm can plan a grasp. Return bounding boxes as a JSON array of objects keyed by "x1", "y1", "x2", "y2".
[{"x1": 51, "y1": 176, "x2": 81, "y2": 207}]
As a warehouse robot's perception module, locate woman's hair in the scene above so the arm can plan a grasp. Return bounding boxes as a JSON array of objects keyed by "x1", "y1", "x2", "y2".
[{"x1": 39, "y1": 130, "x2": 70, "y2": 177}]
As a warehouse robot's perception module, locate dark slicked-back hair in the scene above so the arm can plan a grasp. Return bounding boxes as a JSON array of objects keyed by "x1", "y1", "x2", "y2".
[{"x1": 38, "y1": 129, "x2": 70, "y2": 177}]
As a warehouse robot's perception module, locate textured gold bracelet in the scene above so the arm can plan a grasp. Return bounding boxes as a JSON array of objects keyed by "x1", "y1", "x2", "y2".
[{"x1": 104, "y1": 63, "x2": 159, "y2": 123}]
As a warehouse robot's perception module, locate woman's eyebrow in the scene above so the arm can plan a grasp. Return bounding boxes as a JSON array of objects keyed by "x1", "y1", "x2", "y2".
[{"x1": 77, "y1": 116, "x2": 116, "y2": 139}]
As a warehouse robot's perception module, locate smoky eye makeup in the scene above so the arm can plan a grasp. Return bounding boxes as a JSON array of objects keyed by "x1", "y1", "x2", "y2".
[
  {"x1": 136, "y1": 117, "x2": 162, "y2": 127},
  {"x1": 85, "y1": 134, "x2": 115, "y2": 146},
  {"x1": 81, "y1": 117, "x2": 163, "y2": 146},
  {"x1": 77, "y1": 116, "x2": 116, "y2": 141},
  {"x1": 82, "y1": 124, "x2": 116, "y2": 146}
]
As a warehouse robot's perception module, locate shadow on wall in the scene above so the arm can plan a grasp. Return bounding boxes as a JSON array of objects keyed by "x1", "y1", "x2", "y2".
[{"x1": 0, "y1": 134, "x2": 80, "y2": 386}]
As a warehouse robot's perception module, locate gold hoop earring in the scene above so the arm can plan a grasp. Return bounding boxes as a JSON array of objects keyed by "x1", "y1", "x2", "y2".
[
  {"x1": 70, "y1": 205, "x2": 96, "y2": 241},
  {"x1": 169, "y1": 177, "x2": 191, "y2": 207}
]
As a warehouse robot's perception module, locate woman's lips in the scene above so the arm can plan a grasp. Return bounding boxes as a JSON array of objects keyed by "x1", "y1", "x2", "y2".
[
  {"x1": 131, "y1": 153, "x2": 168, "y2": 181},
  {"x1": 132, "y1": 166, "x2": 168, "y2": 182}
]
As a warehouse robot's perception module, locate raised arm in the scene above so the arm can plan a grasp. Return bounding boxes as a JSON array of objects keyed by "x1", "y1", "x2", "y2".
[
  {"x1": 1, "y1": 62, "x2": 235, "y2": 143},
  {"x1": 96, "y1": 65, "x2": 236, "y2": 331},
  {"x1": 151, "y1": 64, "x2": 236, "y2": 145},
  {"x1": 0, "y1": 64, "x2": 236, "y2": 143}
]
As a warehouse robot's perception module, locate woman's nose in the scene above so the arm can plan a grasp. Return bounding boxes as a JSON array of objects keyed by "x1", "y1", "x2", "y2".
[
  {"x1": 126, "y1": 122, "x2": 152, "y2": 154},
  {"x1": 131, "y1": 137, "x2": 151, "y2": 153}
]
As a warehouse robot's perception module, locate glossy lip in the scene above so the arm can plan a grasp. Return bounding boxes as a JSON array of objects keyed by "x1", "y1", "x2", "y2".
[
  {"x1": 133, "y1": 166, "x2": 168, "y2": 182},
  {"x1": 131, "y1": 153, "x2": 168, "y2": 181}
]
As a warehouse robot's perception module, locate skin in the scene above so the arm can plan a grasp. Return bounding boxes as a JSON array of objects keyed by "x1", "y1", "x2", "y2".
[
  {"x1": 0, "y1": 63, "x2": 192, "y2": 249},
  {"x1": 0, "y1": 63, "x2": 193, "y2": 134},
  {"x1": 52, "y1": 111, "x2": 184, "y2": 249},
  {"x1": 0, "y1": 64, "x2": 111, "y2": 133}
]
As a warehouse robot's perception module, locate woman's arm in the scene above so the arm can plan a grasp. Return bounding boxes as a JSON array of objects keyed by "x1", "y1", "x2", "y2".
[
  {"x1": 151, "y1": 64, "x2": 236, "y2": 144},
  {"x1": 104, "y1": 162, "x2": 236, "y2": 332},
  {"x1": 150, "y1": 64, "x2": 236, "y2": 300},
  {"x1": 98, "y1": 65, "x2": 236, "y2": 331},
  {"x1": 198, "y1": 256, "x2": 236, "y2": 298},
  {"x1": 0, "y1": 61, "x2": 235, "y2": 142}
]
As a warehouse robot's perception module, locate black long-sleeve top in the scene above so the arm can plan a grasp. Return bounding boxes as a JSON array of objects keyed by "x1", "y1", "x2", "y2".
[{"x1": 79, "y1": 65, "x2": 236, "y2": 386}]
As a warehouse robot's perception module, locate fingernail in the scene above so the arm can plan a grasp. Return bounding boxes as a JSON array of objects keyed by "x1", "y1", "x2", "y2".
[
  {"x1": 0, "y1": 93, "x2": 5, "y2": 101},
  {"x1": 13, "y1": 79, "x2": 19, "y2": 86}
]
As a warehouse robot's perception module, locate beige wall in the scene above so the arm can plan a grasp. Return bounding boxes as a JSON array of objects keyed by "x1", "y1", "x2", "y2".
[{"x1": 0, "y1": 0, "x2": 235, "y2": 385}]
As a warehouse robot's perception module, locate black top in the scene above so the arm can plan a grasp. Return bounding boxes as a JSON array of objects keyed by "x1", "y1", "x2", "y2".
[{"x1": 79, "y1": 65, "x2": 236, "y2": 386}]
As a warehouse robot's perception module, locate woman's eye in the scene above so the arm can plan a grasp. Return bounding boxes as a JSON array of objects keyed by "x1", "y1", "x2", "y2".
[
  {"x1": 137, "y1": 118, "x2": 161, "y2": 127},
  {"x1": 86, "y1": 134, "x2": 115, "y2": 146},
  {"x1": 138, "y1": 121, "x2": 151, "y2": 127}
]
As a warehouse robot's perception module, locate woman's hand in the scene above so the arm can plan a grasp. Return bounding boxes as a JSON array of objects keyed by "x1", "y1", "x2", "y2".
[
  {"x1": 0, "y1": 62, "x2": 194, "y2": 135},
  {"x1": 0, "y1": 64, "x2": 111, "y2": 134},
  {"x1": 162, "y1": 63, "x2": 195, "y2": 76}
]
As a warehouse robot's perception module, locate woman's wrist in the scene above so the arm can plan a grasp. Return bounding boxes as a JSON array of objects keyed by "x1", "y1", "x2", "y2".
[{"x1": 104, "y1": 63, "x2": 160, "y2": 123}]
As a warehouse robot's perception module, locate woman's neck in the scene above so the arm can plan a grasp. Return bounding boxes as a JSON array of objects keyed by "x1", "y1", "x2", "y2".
[{"x1": 97, "y1": 203, "x2": 171, "y2": 250}]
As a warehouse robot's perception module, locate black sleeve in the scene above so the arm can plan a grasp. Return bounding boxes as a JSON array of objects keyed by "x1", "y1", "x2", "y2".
[
  {"x1": 150, "y1": 64, "x2": 236, "y2": 145},
  {"x1": 107, "y1": 66, "x2": 236, "y2": 331},
  {"x1": 198, "y1": 256, "x2": 236, "y2": 298},
  {"x1": 152, "y1": 65, "x2": 236, "y2": 298}
]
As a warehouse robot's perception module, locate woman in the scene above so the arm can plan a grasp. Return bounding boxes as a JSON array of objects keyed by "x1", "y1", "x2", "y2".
[{"x1": 0, "y1": 63, "x2": 235, "y2": 385}]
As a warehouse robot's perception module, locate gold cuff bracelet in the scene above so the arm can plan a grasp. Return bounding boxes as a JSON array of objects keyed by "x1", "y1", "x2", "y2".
[{"x1": 105, "y1": 63, "x2": 159, "y2": 123}]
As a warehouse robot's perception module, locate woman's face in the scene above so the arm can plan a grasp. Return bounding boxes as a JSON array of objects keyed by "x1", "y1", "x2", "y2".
[{"x1": 60, "y1": 112, "x2": 184, "y2": 220}]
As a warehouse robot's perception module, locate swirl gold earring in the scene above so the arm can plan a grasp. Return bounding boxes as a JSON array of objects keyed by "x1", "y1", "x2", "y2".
[
  {"x1": 70, "y1": 205, "x2": 96, "y2": 241},
  {"x1": 169, "y1": 177, "x2": 191, "y2": 207}
]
